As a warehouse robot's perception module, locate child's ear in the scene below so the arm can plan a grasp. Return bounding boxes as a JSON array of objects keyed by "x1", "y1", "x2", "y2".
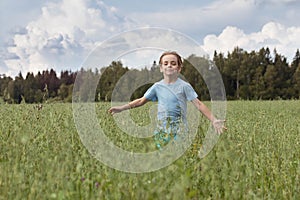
[
  {"x1": 160, "y1": 65, "x2": 163, "y2": 72},
  {"x1": 177, "y1": 66, "x2": 182, "y2": 73}
]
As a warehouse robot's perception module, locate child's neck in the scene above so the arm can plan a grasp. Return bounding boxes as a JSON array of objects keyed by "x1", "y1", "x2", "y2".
[{"x1": 163, "y1": 75, "x2": 178, "y2": 84}]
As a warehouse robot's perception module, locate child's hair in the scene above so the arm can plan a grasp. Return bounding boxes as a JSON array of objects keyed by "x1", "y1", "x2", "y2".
[{"x1": 159, "y1": 51, "x2": 183, "y2": 67}]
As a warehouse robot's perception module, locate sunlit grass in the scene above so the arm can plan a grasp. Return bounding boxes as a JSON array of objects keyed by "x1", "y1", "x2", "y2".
[{"x1": 0, "y1": 100, "x2": 299, "y2": 199}]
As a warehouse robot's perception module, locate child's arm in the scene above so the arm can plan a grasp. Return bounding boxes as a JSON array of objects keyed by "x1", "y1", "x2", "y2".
[
  {"x1": 108, "y1": 97, "x2": 148, "y2": 115},
  {"x1": 191, "y1": 98, "x2": 227, "y2": 134}
]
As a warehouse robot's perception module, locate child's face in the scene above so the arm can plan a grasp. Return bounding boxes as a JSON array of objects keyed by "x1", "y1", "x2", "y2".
[{"x1": 160, "y1": 54, "x2": 181, "y2": 76}]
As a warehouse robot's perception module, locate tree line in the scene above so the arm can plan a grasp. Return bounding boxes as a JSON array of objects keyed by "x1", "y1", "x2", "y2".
[{"x1": 0, "y1": 47, "x2": 299, "y2": 104}]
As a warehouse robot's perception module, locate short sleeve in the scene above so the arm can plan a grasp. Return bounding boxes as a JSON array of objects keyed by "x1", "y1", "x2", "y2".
[
  {"x1": 144, "y1": 83, "x2": 158, "y2": 101},
  {"x1": 184, "y1": 83, "x2": 198, "y2": 101}
]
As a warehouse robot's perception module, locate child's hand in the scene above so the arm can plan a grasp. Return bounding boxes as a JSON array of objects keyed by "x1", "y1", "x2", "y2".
[
  {"x1": 212, "y1": 119, "x2": 227, "y2": 134},
  {"x1": 108, "y1": 107, "x2": 123, "y2": 115}
]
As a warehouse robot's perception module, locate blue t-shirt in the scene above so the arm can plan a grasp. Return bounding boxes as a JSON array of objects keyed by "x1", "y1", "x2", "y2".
[{"x1": 144, "y1": 78, "x2": 198, "y2": 123}]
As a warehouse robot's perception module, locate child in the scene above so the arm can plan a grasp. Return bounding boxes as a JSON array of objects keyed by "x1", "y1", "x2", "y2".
[{"x1": 108, "y1": 51, "x2": 226, "y2": 149}]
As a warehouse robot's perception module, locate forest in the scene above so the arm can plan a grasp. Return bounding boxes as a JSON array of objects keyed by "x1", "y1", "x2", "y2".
[{"x1": 0, "y1": 46, "x2": 299, "y2": 104}]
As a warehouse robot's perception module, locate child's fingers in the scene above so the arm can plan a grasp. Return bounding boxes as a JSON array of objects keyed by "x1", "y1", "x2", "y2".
[
  {"x1": 108, "y1": 108, "x2": 114, "y2": 114},
  {"x1": 212, "y1": 119, "x2": 227, "y2": 134}
]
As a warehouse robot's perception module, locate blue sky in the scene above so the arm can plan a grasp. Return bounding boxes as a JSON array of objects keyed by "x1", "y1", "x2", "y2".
[{"x1": 1, "y1": 0, "x2": 300, "y2": 77}]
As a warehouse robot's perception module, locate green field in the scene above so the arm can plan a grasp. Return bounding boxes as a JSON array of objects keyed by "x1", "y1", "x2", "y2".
[{"x1": 0, "y1": 101, "x2": 299, "y2": 199}]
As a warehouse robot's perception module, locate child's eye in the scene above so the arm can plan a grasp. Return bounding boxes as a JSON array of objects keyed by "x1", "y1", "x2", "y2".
[{"x1": 163, "y1": 61, "x2": 177, "y2": 66}]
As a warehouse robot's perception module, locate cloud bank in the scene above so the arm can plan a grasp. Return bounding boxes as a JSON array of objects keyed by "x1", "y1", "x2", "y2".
[
  {"x1": 202, "y1": 22, "x2": 300, "y2": 61},
  {"x1": 2, "y1": 0, "x2": 300, "y2": 77},
  {"x1": 2, "y1": 0, "x2": 137, "y2": 77}
]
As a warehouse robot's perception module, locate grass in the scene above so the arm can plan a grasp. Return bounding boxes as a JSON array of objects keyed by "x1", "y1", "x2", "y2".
[{"x1": 0, "y1": 100, "x2": 299, "y2": 199}]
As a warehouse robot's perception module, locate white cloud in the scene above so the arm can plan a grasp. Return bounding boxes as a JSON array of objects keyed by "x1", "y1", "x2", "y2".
[
  {"x1": 3, "y1": 0, "x2": 137, "y2": 77},
  {"x1": 82, "y1": 27, "x2": 207, "y2": 70},
  {"x1": 201, "y1": 22, "x2": 300, "y2": 61}
]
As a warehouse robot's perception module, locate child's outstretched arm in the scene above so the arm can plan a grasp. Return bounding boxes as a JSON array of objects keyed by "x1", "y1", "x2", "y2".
[
  {"x1": 108, "y1": 97, "x2": 148, "y2": 115},
  {"x1": 191, "y1": 98, "x2": 227, "y2": 134}
]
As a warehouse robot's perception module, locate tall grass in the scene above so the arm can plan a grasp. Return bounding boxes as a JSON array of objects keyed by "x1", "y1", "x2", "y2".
[{"x1": 0, "y1": 100, "x2": 299, "y2": 199}]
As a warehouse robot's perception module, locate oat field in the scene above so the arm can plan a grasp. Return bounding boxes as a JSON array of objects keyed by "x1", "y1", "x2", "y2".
[{"x1": 0, "y1": 100, "x2": 299, "y2": 199}]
